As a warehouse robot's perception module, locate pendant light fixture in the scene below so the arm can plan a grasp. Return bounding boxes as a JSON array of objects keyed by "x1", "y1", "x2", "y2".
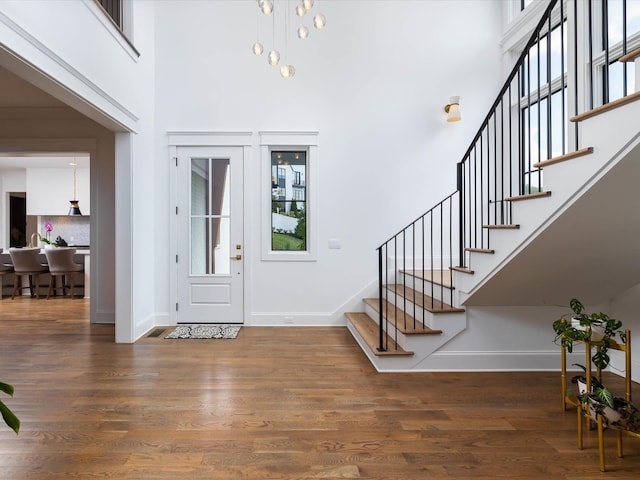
[
  {"x1": 252, "y1": 0, "x2": 326, "y2": 78},
  {"x1": 68, "y1": 158, "x2": 82, "y2": 216}
]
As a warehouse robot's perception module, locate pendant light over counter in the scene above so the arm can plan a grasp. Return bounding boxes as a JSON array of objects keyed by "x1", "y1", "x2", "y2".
[{"x1": 68, "y1": 158, "x2": 82, "y2": 216}]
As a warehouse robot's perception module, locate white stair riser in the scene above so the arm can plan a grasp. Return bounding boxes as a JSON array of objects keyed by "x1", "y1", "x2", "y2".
[
  {"x1": 368, "y1": 294, "x2": 430, "y2": 328},
  {"x1": 363, "y1": 301, "x2": 411, "y2": 349}
]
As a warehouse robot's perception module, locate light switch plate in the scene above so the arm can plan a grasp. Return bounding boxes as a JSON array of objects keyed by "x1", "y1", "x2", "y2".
[{"x1": 328, "y1": 238, "x2": 341, "y2": 249}]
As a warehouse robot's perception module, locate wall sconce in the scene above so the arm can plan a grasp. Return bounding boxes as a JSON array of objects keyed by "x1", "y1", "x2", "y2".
[{"x1": 444, "y1": 96, "x2": 461, "y2": 122}]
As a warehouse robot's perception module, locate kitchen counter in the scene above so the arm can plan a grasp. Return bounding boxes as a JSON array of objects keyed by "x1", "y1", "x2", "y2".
[{"x1": 0, "y1": 249, "x2": 90, "y2": 298}]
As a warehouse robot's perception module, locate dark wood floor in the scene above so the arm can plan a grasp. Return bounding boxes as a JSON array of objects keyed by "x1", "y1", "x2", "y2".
[{"x1": 0, "y1": 298, "x2": 639, "y2": 479}]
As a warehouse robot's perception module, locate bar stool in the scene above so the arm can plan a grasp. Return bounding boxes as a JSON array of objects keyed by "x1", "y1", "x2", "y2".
[
  {"x1": 0, "y1": 249, "x2": 14, "y2": 300},
  {"x1": 8, "y1": 247, "x2": 48, "y2": 299},
  {"x1": 45, "y1": 248, "x2": 84, "y2": 299}
]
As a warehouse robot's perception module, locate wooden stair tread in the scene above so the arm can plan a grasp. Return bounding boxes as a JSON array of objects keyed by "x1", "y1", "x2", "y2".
[
  {"x1": 345, "y1": 312, "x2": 413, "y2": 356},
  {"x1": 505, "y1": 191, "x2": 552, "y2": 202},
  {"x1": 384, "y1": 284, "x2": 465, "y2": 313},
  {"x1": 399, "y1": 269, "x2": 453, "y2": 289},
  {"x1": 619, "y1": 46, "x2": 640, "y2": 62},
  {"x1": 450, "y1": 266, "x2": 474, "y2": 275},
  {"x1": 465, "y1": 247, "x2": 495, "y2": 254},
  {"x1": 570, "y1": 90, "x2": 640, "y2": 122},
  {"x1": 363, "y1": 298, "x2": 442, "y2": 335},
  {"x1": 483, "y1": 224, "x2": 520, "y2": 229},
  {"x1": 533, "y1": 147, "x2": 593, "y2": 168}
]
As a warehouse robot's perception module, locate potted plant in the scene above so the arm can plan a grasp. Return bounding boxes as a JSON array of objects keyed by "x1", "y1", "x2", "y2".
[
  {"x1": 571, "y1": 363, "x2": 602, "y2": 395},
  {"x1": 552, "y1": 298, "x2": 625, "y2": 370},
  {"x1": 0, "y1": 381, "x2": 19, "y2": 434},
  {"x1": 581, "y1": 381, "x2": 629, "y2": 426}
]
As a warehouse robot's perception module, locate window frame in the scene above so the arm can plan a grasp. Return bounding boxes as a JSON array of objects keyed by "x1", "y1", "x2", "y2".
[{"x1": 260, "y1": 131, "x2": 318, "y2": 262}]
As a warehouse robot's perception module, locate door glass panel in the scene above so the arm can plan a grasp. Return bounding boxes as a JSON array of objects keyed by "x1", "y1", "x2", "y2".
[
  {"x1": 191, "y1": 158, "x2": 209, "y2": 215},
  {"x1": 212, "y1": 217, "x2": 231, "y2": 275},
  {"x1": 191, "y1": 217, "x2": 208, "y2": 274},
  {"x1": 190, "y1": 158, "x2": 231, "y2": 275}
]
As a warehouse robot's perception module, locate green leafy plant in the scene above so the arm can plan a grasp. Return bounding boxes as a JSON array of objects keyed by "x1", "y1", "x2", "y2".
[
  {"x1": 0, "y1": 381, "x2": 20, "y2": 434},
  {"x1": 552, "y1": 298, "x2": 625, "y2": 369},
  {"x1": 570, "y1": 363, "x2": 604, "y2": 392}
]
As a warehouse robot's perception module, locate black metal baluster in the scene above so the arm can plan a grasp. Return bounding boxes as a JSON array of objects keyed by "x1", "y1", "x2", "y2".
[
  {"x1": 588, "y1": 0, "x2": 594, "y2": 110},
  {"x1": 603, "y1": 0, "x2": 610, "y2": 105},
  {"x1": 574, "y1": 0, "x2": 579, "y2": 148},
  {"x1": 377, "y1": 246, "x2": 385, "y2": 352},
  {"x1": 560, "y1": 0, "x2": 566, "y2": 155},
  {"x1": 421, "y1": 215, "x2": 425, "y2": 329},
  {"x1": 623, "y1": 0, "x2": 628, "y2": 97},
  {"x1": 411, "y1": 223, "x2": 416, "y2": 330}
]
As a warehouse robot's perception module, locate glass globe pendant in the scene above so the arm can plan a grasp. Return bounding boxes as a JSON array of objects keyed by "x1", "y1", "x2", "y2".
[
  {"x1": 297, "y1": 26, "x2": 309, "y2": 39},
  {"x1": 296, "y1": 4, "x2": 306, "y2": 16},
  {"x1": 260, "y1": 0, "x2": 273, "y2": 15},
  {"x1": 313, "y1": 13, "x2": 326, "y2": 29},
  {"x1": 303, "y1": 0, "x2": 314, "y2": 10},
  {"x1": 252, "y1": 42, "x2": 264, "y2": 55},
  {"x1": 268, "y1": 50, "x2": 280, "y2": 66},
  {"x1": 280, "y1": 64, "x2": 295, "y2": 79}
]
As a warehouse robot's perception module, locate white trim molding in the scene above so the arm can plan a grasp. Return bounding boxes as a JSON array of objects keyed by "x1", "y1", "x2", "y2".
[{"x1": 167, "y1": 131, "x2": 253, "y2": 146}]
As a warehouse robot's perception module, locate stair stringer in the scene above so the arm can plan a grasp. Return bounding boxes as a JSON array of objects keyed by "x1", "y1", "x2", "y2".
[
  {"x1": 347, "y1": 305, "x2": 467, "y2": 372},
  {"x1": 454, "y1": 98, "x2": 640, "y2": 306}
]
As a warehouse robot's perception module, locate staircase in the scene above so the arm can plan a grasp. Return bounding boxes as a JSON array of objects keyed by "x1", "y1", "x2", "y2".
[
  {"x1": 346, "y1": 269, "x2": 466, "y2": 371},
  {"x1": 346, "y1": 0, "x2": 640, "y2": 372}
]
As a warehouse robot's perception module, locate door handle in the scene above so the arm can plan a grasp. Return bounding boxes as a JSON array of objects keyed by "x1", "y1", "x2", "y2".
[{"x1": 230, "y1": 255, "x2": 242, "y2": 260}]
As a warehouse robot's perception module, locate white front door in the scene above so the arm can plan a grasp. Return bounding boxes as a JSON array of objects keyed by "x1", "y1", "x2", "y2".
[{"x1": 176, "y1": 146, "x2": 243, "y2": 323}]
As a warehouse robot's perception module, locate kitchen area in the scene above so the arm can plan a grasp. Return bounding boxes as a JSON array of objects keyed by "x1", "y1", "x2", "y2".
[{"x1": 0, "y1": 154, "x2": 90, "y2": 299}]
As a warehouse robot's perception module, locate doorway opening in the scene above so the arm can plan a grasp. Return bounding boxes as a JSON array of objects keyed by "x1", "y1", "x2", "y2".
[{"x1": 0, "y1": 153, "x2": 91, "y2": 309}]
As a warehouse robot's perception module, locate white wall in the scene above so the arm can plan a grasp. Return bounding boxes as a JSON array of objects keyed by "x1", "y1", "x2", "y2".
[
  {"x1": 153, "y1": 0, "x2": 504, "y2": 325},
  {"x1": 26, "y1": 167, "x2": 90, "y2": 216},
  {"x1": 0, "y1": 0, "x2": 141, "y2": 130}
]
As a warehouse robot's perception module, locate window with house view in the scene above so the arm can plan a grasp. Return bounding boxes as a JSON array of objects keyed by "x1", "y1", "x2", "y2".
[{"x1": 271, "y1": 151, "x2": 307, "y2": 251}]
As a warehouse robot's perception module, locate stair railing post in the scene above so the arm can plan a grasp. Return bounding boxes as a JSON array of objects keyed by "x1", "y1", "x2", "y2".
[
  {"x1": 377, "y1": 246, "x2": 386, "y2": 352},
  {"x1": 456, "y1": 162, "x2": 465, "y2": 268}
]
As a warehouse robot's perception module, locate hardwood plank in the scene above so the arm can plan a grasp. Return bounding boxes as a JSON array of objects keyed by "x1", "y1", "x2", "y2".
[{"x1": 0, "y1": 299, "x2": 638, "y2": 478}]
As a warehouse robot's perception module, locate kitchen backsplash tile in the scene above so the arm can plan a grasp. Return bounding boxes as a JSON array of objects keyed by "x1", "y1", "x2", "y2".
[{"x1": 41, "y1": 216, "x2": 90, "y2": 247}]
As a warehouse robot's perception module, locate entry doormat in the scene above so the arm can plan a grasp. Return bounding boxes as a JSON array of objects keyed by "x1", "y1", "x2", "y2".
[{"x1": 164, "y1": 324, "x2": 241, "y2": 339}]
